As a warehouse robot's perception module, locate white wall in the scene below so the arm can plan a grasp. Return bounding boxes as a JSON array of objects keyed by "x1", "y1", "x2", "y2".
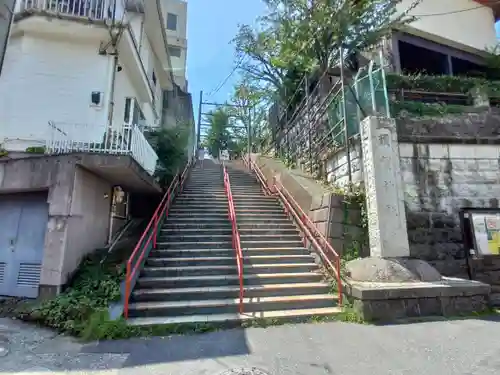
[
  {"x1": 0, "y1": 30, "x2": 163, "y2": 149},
  {"x1": 0, "y1": 34, "x2": 109, "y2": 150},
  {"x1": 162, "y1": 0, "x2": 187, "y2": 88},
  {"x1": 397, "y1": 0, "x2": 497, "y2": 52},
  {"x1": 162, "y1": 0, "x2": 187, "y2": 40}
]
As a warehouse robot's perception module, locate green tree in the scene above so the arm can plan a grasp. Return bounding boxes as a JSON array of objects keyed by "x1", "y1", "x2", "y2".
[
  {"x1": 147, "y1": 123, "x2": 190, "y2": 188},
  {"x1": 204, "y1": 108, "x2": 231, "y2": 158},
  {"x1": 228, "y1": 80, "x2": 271, "y2": 154},
  {"x1": 233, "y1": 0, "x2": 421, "y2": 106}
]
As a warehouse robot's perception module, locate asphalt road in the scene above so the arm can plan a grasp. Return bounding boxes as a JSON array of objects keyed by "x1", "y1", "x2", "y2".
[{"x1": 1, "y1": 316, "x2": 500, "y2": 374}]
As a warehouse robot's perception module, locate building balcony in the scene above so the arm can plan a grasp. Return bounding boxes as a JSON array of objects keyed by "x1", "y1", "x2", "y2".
[
  {"x1": 15, "y1": 0, "x2": 126, "y2": 22},
  {"x1": 45, "y1": 121, "x2": 158, "y2": 175}
]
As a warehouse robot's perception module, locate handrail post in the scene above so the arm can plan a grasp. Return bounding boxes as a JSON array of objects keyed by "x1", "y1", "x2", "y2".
[
  {"x1": 152, "y1": 215, "x2": 158, "y2": 249},
  {"x1": 124, "y1": 262, "x2": 131, "y2": 318}
]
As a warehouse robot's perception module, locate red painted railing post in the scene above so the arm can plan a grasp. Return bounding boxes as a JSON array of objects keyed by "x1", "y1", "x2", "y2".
[
  {"x1": 152, "y1": 215, "x2": 158, "y2": 249},
  {"x1": 124, "y1": 262, "x2": 131, "y2": 318}
]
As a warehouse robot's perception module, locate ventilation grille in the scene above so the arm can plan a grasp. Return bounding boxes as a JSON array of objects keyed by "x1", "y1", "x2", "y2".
[
  {"x1": 17, "y1": 263, "x2": 41, "y2": 287},
  {"x1": 0, "y1": 263, "x2": 5, "y2": 284}
]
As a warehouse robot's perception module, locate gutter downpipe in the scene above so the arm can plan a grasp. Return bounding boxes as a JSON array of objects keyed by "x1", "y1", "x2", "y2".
[{"x1": 106, "y1": 1, "x2": 119, "y2": 130}]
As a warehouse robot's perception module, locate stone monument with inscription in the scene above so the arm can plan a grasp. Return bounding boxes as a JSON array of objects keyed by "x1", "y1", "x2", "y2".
[{"x1": 344, "y1": 117, "x2": 491, "y2": 321}]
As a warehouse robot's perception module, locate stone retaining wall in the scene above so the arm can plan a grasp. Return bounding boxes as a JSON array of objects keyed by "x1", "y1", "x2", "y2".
[{"x1": 309, "y1": 193, "x2": 368, "y2": 258}]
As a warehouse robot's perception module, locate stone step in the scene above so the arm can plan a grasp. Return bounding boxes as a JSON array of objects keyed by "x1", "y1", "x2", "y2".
[
  {"x1": 136, "y1": 271, "x2": 323, "y2": 288},
  {"x1": 157, "y1": 241, "x2": 233, "y2": 250},
  {"x1": 168, "y1": 208, "x2": 230, "y2": 215},
  {"x1": 146, "y1": 254, "x2": 314, "y2": 267},
  {"x1": 236, "y1": 213, "x2": 289, "y2": 220},
  {"x1": 141, "y1": 263, "x2": 317, "y2": 277},
  {"x1": 158, "y1": 232, "x2": 300, "y2": 242},
  {"x1": 168, "y1": 208, "x2": 284, "y2": 216},
  {"x1": 166, "y1": 213, "x2": 229, "y2": 219},
  {"x1": 237, "y1": 222, "x2": 297, "y2": 230},
  {"x1": 160, "y1": 227, "x2": 233, "y2": 235},
  {"x1": 149, "y1": 247, "x2": 310, "y2": 258},
  {"x1": 127, "y1": 306, "x2": 342, "y2": 327},
  {"x1": 164, "y1": 216, "x2": 229, "y2": 223},
  {"x1": 127, "y1": 294, "x2": 335, "y2": 318},
  {"x1": 161, "y1": 223, "x2": 232, "y2": 230},
  {"x1": 172, "y1": 201, "x2": 280, "y2": 208},
  {"x1": 132, "y1": 282, "x2": 330, "y2": 302},
  {"x1": 240, "y1": 240, "x2": 305, "y2": 249},
  {"x1": 160, "y1": 227, "x2": 299, "y2": 236}
]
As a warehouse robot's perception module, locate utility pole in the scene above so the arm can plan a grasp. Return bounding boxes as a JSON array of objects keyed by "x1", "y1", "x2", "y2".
[
  {"x1": 196, "y1": 90, "x2": 203, "y2": 150},
  {"x1": 247, "y1": 105, "x2": 251, "y2": 158}
]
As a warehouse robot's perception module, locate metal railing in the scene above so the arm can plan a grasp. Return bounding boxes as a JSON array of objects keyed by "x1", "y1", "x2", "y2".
[
  {"x1": 222, "y1": 162, "x2": 244, "y2": 314},
  {"x1": 123, "y1": 158, "x2": 193, "y2": 319},
  {"x1": 16, "y1": 0, "x2": 126, "y2": 21},
  {"x1": 244, "y1": 156, "x2": 343, "y2": 305},
  {"x1": 46, "y1": 121, "x2": 158, "y2": 175},
  {"x1": 267, "y1": 52, "x2": 390, "y2": 180}
]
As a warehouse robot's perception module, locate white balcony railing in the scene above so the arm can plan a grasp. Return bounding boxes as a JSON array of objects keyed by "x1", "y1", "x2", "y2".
[
  {"x1": 46, "y1": 121, "x2": 158, "y2": 175},
  {"x1": 16, "y1": 0, "x2": 126, "y2": 22}
]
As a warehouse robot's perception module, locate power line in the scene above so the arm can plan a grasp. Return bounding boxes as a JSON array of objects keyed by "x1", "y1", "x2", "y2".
[{"x1": 206, "y1": 56, "x2": 246, "y2": 98}]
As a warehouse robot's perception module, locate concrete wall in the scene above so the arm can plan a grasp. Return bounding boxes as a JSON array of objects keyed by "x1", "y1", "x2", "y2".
[
  {"x1": 63, "y1": 166, "x2": 111, "y2": 283},
  {"x1": 0, "y1": 155, "x2": 113, "y2": 296},
  {"x1": 397, "y1": 0, "x2": 497, "y2": 52}
]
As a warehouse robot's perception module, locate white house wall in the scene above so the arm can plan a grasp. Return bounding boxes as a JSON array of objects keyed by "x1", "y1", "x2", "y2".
[
  {"x1": 0, "y1": 34, "x2": 109, "y2": 150},
  {"x1": 397, "y1": 0, "x2": 497, "y2": 52}
]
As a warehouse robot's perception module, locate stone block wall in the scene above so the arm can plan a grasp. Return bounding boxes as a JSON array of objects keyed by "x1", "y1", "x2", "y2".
[
  {"x1": 309, "y1": 193, "x2": 368, "y2": 258},
  {"x1": 325, "y1": 111, "x2": 500, "y2": 280},
  {"x1": 399, "y1": 142, "x2": 500, "y2": 276},
  {"x1": 325, "y1": 140, "x2": 363, "y2": 187}
]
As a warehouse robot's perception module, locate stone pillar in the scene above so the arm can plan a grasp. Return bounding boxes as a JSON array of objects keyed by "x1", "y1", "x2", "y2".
[{"x1": 360, "y1": 116, "x2": 410, "y2": 258}]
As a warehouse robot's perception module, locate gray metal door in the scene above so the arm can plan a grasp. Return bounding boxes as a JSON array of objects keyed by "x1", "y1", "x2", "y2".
[{"x1": 0, "y1": 193, "x2": 48, "y2": 298}]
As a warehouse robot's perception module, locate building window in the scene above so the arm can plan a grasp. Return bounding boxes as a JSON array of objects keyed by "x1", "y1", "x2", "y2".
[
  {"x1": 168, "y1": 46, "x2": 181, "y2": 58},
  {"x1": 166, "y1": 13, "x2": 177, "y2": 31}
]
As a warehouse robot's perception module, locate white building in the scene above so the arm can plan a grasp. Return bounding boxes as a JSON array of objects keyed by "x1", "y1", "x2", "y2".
[
  {"x1": 388, "y1": 0, "x2": 499, "y2": 75},
  {"x1": 0, "y1": 0, "x2": 192, "y2": 174},
  {"x1": 0, "y1": 0, "x2": 194, "y2": 299},
  {"x1": 162, "y1": 0, "x2": 187, "y2": 91}
]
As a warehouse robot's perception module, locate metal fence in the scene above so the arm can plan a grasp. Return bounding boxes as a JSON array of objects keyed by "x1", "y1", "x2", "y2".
[
  {"x1": 267, "y1": 52, "x2": 390, "y2": 179},
  {"x1": 46, "y1": 121, "x2": 158, "y2": 175}
]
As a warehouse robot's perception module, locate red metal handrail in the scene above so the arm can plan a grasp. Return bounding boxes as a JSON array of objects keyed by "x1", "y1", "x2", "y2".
[
  {"x1": 243, "y1": 155, "x2": 271, "y2": 195},
  {"x1": 123, "y1": 158, "x2": 193, "y2": 319},
  {"x1": 223, "y1": 163, "x2": 244, "y2": 314},
  {"x1": 245, "y1": 157, "x2": 343, "y2": 305}
]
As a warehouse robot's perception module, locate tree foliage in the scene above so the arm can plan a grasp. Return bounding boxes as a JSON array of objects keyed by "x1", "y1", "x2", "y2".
[
  {"x1": 148, "y1": 124, "x2": 190, "y2": 188},
  {"x1": 233, "y1": 0, "x2": 421, "y2": 106},
  {"x1": 203, "y1": 108, "x2": 231, "y2": 158}
]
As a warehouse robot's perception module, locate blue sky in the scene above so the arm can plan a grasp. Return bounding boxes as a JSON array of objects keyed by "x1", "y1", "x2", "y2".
[{"x1": 186, "y1": 0, "x2": 266, "y2": 122}]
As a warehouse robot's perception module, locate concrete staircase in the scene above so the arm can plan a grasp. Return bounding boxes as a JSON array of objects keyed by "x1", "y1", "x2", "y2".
[{"x1": 127, "y1": 159, "x2": 339, "y2": 326}]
